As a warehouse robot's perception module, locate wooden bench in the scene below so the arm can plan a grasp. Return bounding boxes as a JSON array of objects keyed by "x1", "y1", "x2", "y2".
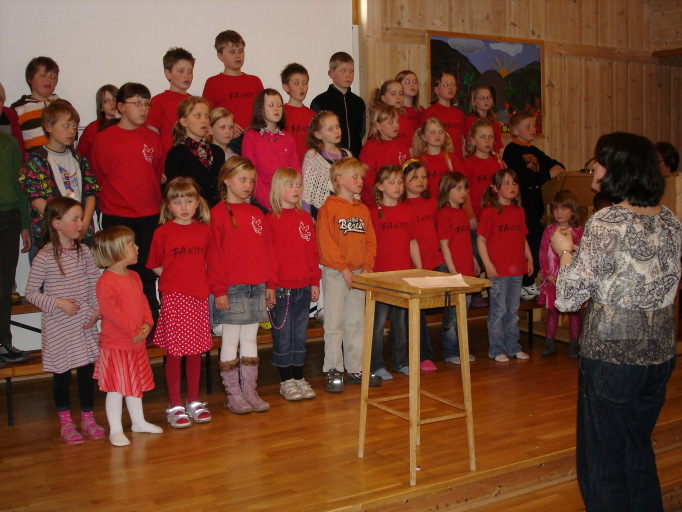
[{"x1": 2, "y1": 298, "x2": 538, "y2": 426}]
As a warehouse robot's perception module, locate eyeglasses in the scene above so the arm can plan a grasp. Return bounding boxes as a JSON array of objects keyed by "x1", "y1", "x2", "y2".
[
  {"x1": 124, "y1": 101, "x2": 152, "y2": 108},
  {"x1": 580, "y1": 157, "x2": 596, "y2": 173}
]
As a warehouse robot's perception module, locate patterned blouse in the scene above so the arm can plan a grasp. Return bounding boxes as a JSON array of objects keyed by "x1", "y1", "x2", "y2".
[{"x1": 555, "y1": 205, "x2": 681, "y2": 365}]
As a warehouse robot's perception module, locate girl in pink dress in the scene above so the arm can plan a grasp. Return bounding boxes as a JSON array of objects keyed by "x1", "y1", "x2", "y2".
[
  {"x1": 147, "y1": 177, "x2": 213, "y2": 427},
  {"x1": 538, "y1": 190, "x2": 584, "y2": 358},
  {"x1": 25, "y1": 197, "x2": 103, "y2": 446},
  {"x1": 92, "y1": 226, "x2": 162, "y2": 447}
]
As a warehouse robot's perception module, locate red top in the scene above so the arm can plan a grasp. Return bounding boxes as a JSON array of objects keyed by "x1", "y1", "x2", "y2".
[
  {"x1": 96, "y1": 270, "x2": 153, "y2": 351},
  {"x1": 369, "y1": 202, "x2": 417, "y2": 272},
  {"x1": 202, "y1": 73, "x2": 264, "y2": 130},
  {"x1": 146, "y1": 90, "x2": 189, "y2": 158},
  {"x1": 397, "y1": 112, "x2": 416, "y2": 146},
  {"x1": 417, "y1": 151, "x2": 465, "y2": 199},
  {"x1": 463, "y1": 154, "x2": 505, "y2": 219},
  {"x1": 146, "y1": 220, "x2": 211, "y2": 299},
  {"x1": 265, "y1": 208, "x2": 321, "y2": 289},
  {"x1": 421, "y1": 103, "x2": 465, "y2": 159},
  {"x1": 436, "y1": 206, "x2": 474, "y2": 276},
  {"x1": 358, "y1": 138, "x2": 411, "y2": 206},
  {"x1": 91, "y1": 125, "x2": 164, "y2": 218},
  {"x1": 208, "y1": 201, "x2": 274, "y2": 297},
  {"x1": 241, "y1": 129, "x2": 300, "y2": 210},
  {"x1": 284, "y1": 104, "x2": 315, "y2": 164},
  {"x1": 477, "y1": 205, "x2": 528, "y2": 277},
  {"x1": 405, "y1": 196, "x2": 444, "y2": 270},
  {"x1": 403, "y1": 106, "x2": 421, "y2": 137},
  {"x1": 75, "y1": 119, "x2": 100, "y2": 163},
  {"x1": 463, "y1": 113, "x2": 504, "y2": 154}
]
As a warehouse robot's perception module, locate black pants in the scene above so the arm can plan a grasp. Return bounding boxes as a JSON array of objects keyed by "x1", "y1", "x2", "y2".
[
  {"x1": 0, "y1": 209, "x2": 21, "y2": 347},
  {"x1": 102, "y1": 213, "x2": 159, "y2": 320},
  {"x1": 53, "y1": 363, "x2": 95, "y2": 412},
  {"x1": 523, "y1": 218, "x2": 543, "y2": 287}
]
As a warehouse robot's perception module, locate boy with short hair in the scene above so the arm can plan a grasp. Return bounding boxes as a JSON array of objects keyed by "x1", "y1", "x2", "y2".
[
  {"x1": 91, "y1": 83, "x2": 164, "y2": 320},
  {"x1": 316, "y1": 157, "x2": 378, "y2": 392},
  {"x1": 147, "y1": 47, "x2": 195, "y2": 157},
  {"x1": 11, "y1": 56, "x2": 61, "y2": 151},
  {"x1": 202, "y1": 30, "x2": 263, "y2": 152},
  {"x1": 502, "y1": 111, "x2": 565, "y2": 300},
  {"x1": 19, "y1": 100, "x2": 99, "y2": 258},
  {"x1": 310, "y1": 52, "x2": 366, "y2": 157},
  {"x1": 0, "y1": 112, "x2": 31, "y2": 366},
  {"x1": 280, "y1": 63, "x2": 315, "y2": 164}
]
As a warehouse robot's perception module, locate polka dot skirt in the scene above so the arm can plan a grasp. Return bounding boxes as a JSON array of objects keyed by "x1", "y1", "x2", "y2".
[{"x1": 152, "y1": 292, "x2": 213, "y2": 356}]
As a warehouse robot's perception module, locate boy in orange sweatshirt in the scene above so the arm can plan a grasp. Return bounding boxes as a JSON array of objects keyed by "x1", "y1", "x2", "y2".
[{"x1": 317, "y1": 157, "x2": 378, "y2": 392}]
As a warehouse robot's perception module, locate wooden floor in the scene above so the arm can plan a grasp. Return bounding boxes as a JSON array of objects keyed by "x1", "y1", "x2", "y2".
[{"x1": 2, "y1": 318, "x2": 681, "y2": 512}]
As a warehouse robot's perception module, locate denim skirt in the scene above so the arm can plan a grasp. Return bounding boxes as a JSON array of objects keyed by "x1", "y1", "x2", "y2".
[{"x1": 212, "y1": 283, "x2": 268, "y2": 325}]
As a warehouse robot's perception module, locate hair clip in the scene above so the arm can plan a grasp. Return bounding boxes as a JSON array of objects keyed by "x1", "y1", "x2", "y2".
[{"x1": 401, "y1": 158, "x2": 421, "y2": 171}]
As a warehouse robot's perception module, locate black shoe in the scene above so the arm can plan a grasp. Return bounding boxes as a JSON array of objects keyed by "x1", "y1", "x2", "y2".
[
  {"x1": 346, "y1": 371, "x2": 382, "y2": 387},
  {"x1": 0, "y1": 344, "x2": 29, "y2": 364}
]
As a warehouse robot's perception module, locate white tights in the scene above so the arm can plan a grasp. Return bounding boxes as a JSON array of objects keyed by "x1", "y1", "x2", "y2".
[
  {"x1": 105, "y1": 392, "x2": 162, "y2": 447},
  {"x1": 219, "y1": 323, "x2": 259, "y2": 361}
]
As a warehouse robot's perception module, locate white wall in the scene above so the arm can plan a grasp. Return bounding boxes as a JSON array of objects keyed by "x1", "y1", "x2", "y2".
[
  {"x1": 2, "y1": 0, "x2": 353, "y2": 350},
  {"x1": 0, "y1": 0, "x2": 353, "y2": 123}
]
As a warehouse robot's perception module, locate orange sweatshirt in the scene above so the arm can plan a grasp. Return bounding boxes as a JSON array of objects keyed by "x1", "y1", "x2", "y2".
[{"x1": 317, "y1": 195, "x2": 376, "y2": 272}]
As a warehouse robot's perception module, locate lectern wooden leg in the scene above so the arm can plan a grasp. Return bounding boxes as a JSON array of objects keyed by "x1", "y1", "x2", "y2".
[
  {"x1": 358, "y1": 290, "x2": 375, "y2": 459},
  {"x1": 456, "y1": 293, "x2": 476, "y2": 471},
  {"x1": 408, "y1": 297, "x2": 420, "y2": 486}
]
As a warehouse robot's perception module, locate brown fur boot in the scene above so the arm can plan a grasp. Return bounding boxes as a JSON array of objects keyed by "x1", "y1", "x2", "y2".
[
  {"x1": 239, "y1": 357, "x2": 270, "y2": 412},
  {"x1": 219, "y1": 359, "x2": 252, "y2": 414}
]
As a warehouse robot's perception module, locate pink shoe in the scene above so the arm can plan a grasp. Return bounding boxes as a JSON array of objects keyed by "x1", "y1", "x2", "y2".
[
  {"x1": 81, "y1": 411, "x2": 106, "y2": 440},
  {"x1": 420, "y1": 360, "x2": 437, "y2": 371},
  {"x1": 61, "y1": 422, "x2": 85, "y2": 445}
]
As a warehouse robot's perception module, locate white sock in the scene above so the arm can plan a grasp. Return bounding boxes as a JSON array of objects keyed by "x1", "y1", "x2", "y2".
[
  {"x1": 220, "y1": 324, "x2": 241, "y2": 362},
  {"x1": 105, "y1": 392, "x2": 129, "y2": 447},
  {"x1": 125, "y1": 396, "x2": 162, "y2": 434},
  {"x1": 239, "y1": 324, "x2": 259, "y2": 358}
]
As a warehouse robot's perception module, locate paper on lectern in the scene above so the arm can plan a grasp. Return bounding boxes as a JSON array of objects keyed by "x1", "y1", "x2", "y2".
[{"x1": 403, "y1": 274, "x2": 469, "y2": 288}]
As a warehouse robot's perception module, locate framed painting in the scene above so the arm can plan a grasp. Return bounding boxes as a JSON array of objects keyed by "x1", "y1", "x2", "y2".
[{"x1": 426, "y1": 31, "x2": 544, "y2": 136}]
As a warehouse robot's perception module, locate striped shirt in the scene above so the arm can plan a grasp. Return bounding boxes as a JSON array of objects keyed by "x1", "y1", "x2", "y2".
[{"x1": 10, "y1": 94, "x2": 59, "y2": 151}]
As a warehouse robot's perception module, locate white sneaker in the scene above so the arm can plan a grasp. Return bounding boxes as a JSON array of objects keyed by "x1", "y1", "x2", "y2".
[
  {"x1": 294, "y1": 378, "x2": 316, "y2": 399},
  {"x1": 280, "y1": 379, "x2": 303, "y2": 401},
  {"x1": 521, "y1": 282, "x2": 540, "y2": 300}
]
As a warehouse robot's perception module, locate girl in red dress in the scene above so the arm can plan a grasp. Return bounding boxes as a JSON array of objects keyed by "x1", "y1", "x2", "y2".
[
  {"x1": 92, "y1": 226, "x2": 162, "y2": 447},
  {"x1": 147, "y1": 177, "x2": 213, "y2": 428}
]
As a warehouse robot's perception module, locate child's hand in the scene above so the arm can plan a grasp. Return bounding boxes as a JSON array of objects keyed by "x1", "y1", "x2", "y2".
[
  {"x1": 547, "y1": 276, "x2": 557, "y2": 285},
  {"x1": 469, "y1": 217, "x2": 478, "y2": 231},
  {"x1": 233, "y1": 124, "x2": 245, "y2": 137},
  {"x1": 160, "y1": 174, "x2": 168, "y2": 184},
  {"x1": 527, "y1": 259, "x2": 534, "y2": 276},
  {"x1": 266, "y1": 288, "x2": 276, "y2": 309},
  {"x1": 473, "y1": 258, "x2": 481, "y2": 276},
  {"x1": 486, "y1": 264, "x2": 499, "y2": 279},
  {"x1": 341, "y1": 268, "x2": 354, "y2": 290},
  {"x1": 215, "y1": 295, "x2": 230, "y2": 310},
  {"x1": 133, "y1": 322, "x2": 152, "y2": 343},
  {"x1": 57, "y1": 299, "x2": 80, "y2": 316},
  {"x1": 83, "y1": 308, "x2": 100, "y2": 329},
  {"x1": 311, "y1": 285, "x2": 320, "y2": 302}
]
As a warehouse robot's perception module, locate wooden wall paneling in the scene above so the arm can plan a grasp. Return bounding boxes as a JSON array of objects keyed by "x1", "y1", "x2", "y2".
[
  {"x1": 671, "y1": 66, "x2": 682, "y2": 143},
  {"x1": 642, "y1": 0, "x2": 652, "y2": 51},
  {"x1": 448, "y1": 0, "x2": 468, "y2": 32},
  {"x1": 565, "y1": 57, "x2": 584, "y2": 170},
  {"x1": 612, "y1": 60, "x2": 630, "y2": 136},
  {"x1": 627, "y1": 0, "x2": 645, "y2": 50},
  {"x1": 583, "y1": 59, "x2": 600, "y2": 161},
  {"x1": 610, "y1": 2, "x2": 628, "y2": 49},
  {"x1": 426, "y1": 0, "x2": 454, "y2": 32},
  {"x1": 509, "y1": 0, "x2": 530, "y2": 39},
  {"x1": 654, "y1": 65, "x2": 671, "y2": 143},
  {"x1": 387, "y1": 0, "x2": 409, "y2": 28},
  {"x1": 643, "y1": 63, "x2": 659, "y2": 139},
  {"x1": 546, "y1": 55, "x2": 566, "y2": 167},
  {"x1": 359, "y1": 0, "x2": 385, "y2": 104},
  {"x1": 597, "y1": 60, "x2": 614, "y2": 139},
  {"x1": 582, "y1": 0, "x2": 599, "y2": 46},
  {"x1": 528, "y1": 0, "x2": 547, "y2": 40},
  {"x1": 626, "y1": 62, "x2": 645, "y2": 134}
]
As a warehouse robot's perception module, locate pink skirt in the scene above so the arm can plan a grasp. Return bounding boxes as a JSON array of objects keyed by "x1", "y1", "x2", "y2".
[
  {"x1": 152, "y1": 292, "x2": 213, "y2": 356},
  {"x1": 94, "y1": 346, "x2": 154, "y2": 397}
]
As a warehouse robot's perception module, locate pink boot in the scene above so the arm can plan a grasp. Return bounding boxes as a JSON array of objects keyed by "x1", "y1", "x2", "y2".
[
  {"x1": 58, "y1": 410, "x2": 84, "y2": 446},
  {"x1": 239, "y1": 357, "x2": 269, "y2": 412},
  {"x1": 220, "y1": 359, "x2": 252, "y2": 414}
]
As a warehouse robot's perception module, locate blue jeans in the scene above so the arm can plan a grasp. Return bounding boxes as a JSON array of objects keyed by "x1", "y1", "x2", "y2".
[
  {"x1": 371, "y1": 302, "x2": 407, "y2": 372},
  {"x1": 487, "y1": 275, "x2": 523, "y2": 358},
  {"x1": 443, "y1": 294, "x2": 471, "y2": 359},
  {"x1": 270, "y1": 286, "x2": 311, "y2": 367},
  {"x1": 577, "y1": 356, "x2": 675, "y2": 512}
]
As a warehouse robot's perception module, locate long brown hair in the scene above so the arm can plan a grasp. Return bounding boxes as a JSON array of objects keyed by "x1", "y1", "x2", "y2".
[
  {"x1": 41, "y1": 197, "x2": 83, "y2": 276},
  {"x1": 171, "y1": 96, "x2": 210, "y2": 145},
  {"x1": 482, "y1": 168, "x2": 522, "y2": 214},
  {"x1": 373, "y1": 165, "x2": 403, "y2": 219}
]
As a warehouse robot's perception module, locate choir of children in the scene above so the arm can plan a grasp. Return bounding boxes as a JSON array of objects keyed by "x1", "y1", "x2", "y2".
[{"x1": 5, "y1": 27, "x2": 599, "y2": 447}]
